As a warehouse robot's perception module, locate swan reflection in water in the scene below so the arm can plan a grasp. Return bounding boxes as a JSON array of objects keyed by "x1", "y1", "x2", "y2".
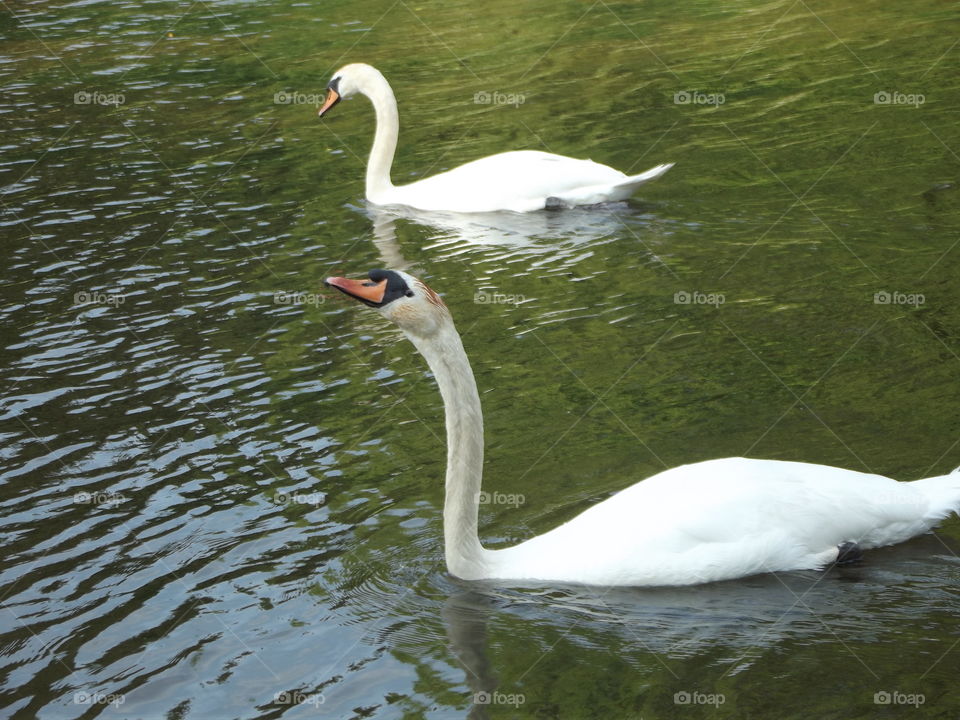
[
  {"x1": 438, "y1": 534, "x2": 957, "y2": 715},
  {"x1": 364, "y1": 201, "x2": 674, "y2": 271}
]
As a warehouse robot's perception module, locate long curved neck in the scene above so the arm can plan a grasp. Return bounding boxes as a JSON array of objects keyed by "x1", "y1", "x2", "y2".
[
  {"x1": 360, "y1": 74, "x2": 398, "y2": 201},
  {"x1": 407, "y1": 322, "x2": 488, "y2": 579}
]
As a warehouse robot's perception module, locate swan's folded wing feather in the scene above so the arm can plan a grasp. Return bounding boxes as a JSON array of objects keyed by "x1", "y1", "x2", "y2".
[
  {"x1": 388, "y1": 151, "x2": 627, "y2": 212},
  {"x1": 488, "y1": 458, "x2": 938, "y2": 585}
]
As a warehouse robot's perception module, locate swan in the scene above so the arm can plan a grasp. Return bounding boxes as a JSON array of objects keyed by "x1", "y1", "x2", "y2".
[
  {"x1": 317, "y1": 63, "x2": 674, "y2": 213},
  {"x1": 325, "y1": 269, "x2": 960, "y2": 586}
]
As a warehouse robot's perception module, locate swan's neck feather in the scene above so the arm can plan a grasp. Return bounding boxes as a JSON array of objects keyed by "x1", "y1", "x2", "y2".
[
  {"x1": 359, "y1": 72, "x2": 398, "y2": 200},
  {"x1": 408, "y1": 322, "x2": 488, "y2": 578}
]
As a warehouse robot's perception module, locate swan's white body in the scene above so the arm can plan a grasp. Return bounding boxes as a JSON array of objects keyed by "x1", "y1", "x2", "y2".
[
  {"x1": 319, "y1": 64, "x2": 673, "y2": 213},
  {"x1": 328, "y1": 270, "x2": 960, "y2": 587},
  {"x1": 487, "y1": 459, "x2": 960, "y2": 586}
]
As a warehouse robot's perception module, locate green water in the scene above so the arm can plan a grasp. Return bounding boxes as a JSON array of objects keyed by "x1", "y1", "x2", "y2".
[{"x1": 1, "y1": 0, "x2": 959, "y2": 717}]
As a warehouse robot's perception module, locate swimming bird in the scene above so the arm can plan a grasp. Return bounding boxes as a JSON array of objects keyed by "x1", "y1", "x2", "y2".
[
  {"x1": 318, "y1": 63, "x2": 673, "y2": 213},
  {"x1": 326, "y1": 269, "x2": 960, "y2": 586}
]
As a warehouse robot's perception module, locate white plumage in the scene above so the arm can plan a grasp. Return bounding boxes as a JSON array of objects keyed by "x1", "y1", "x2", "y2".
[{"x1": 489, "y1": 458, "x2": 960, "y2": 586}]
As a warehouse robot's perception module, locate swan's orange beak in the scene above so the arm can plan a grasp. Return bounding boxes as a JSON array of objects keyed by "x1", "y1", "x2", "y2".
[
  {"x1": 326, "y1": 276, "x2": 387, "y2": 305},
  {"x1": 318, "y1": 87, "x2": 341, "y2": 117}
]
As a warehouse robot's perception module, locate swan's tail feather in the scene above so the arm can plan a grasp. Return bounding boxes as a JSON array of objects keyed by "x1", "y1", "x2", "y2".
[
  {"x1": 546, "y1": 163, "x2": 675, "y2": 208},
  {"x1": 913, "y1": 470, "x2": 960, "y2": 521},
  {"x1": 612, "y1": 162, "x2": 675, "y2": 192}
]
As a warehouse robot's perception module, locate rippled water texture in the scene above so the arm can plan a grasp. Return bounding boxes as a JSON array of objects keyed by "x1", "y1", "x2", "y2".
[{"x1": 2, "y1": 0, "x2": 960, "y2": 717}]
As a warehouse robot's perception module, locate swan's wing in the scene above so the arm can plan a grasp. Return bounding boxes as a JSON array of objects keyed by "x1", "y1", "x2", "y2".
[
  {"x1": 550, "y1": 162, "x2": 674, "y2": 206},
  {"x1": 491, "y1": 458, "x2": 937, "y2": 585},
  {"x1": 389, "y1": 151, "x2": 629, "y2": 213},
  {"x1": 558, "y1": 458, "x2": 929, "y2": 543}
]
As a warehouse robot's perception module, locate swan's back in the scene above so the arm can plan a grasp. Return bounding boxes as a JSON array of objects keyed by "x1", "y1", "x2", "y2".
[
  {"x1": 388, "y1": 151, "x2": 626, "y2": 212},
  {"x1": 488, "y1": 458, "x2": 954, "y2": 586}
]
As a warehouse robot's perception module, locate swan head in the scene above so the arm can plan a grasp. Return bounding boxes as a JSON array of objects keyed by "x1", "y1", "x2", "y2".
[
  {"x1": 318, "y1": 63, "x2": 387, "y2": 117},
  {"x1": 326, "y1": 269, "x2": 450, "y2": 339}
]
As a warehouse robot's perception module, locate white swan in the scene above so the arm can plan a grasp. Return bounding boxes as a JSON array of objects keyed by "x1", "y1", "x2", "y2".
[
  {"x1": 326, "y1": 269, "x2": 960, "y2": 586},
  {"x1": 318, "y1": 63, "x2": 674, "y2": 213}
]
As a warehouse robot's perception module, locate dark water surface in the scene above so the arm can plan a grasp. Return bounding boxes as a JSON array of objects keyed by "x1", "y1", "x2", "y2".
[{"x1": 2, "y1": 0, "x2": 959, "y2": 717}]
